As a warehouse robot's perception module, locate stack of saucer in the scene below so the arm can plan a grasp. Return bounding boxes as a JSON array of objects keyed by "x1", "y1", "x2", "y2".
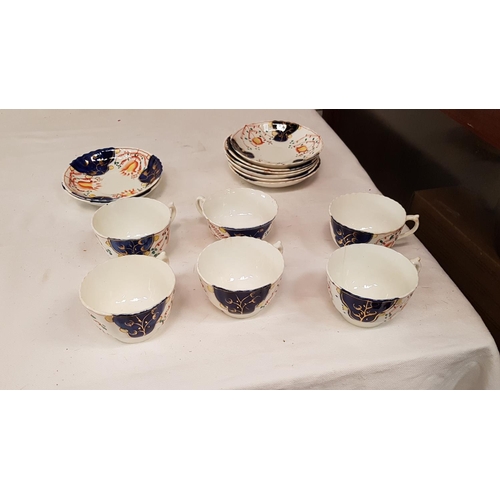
[{"x1": 224, "y1": 120, "x2": 323, "y2": 188}]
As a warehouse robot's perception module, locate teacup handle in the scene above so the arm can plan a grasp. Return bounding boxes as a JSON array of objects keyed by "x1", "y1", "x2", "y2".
[
  {"x1": 273, "y1": 241, "x2": 283, "y2": 254},
  {"x1": 410, "y1": 257, "x2": 421, "y2": 273},
  {"x1": 196, "y1": 196, "x2": 206, "y2": 217},
  {"x1": 168, "y1": 202, "x2": 177, "y2": 223},
  {"x1": 398, "y1": 214, "x2": 420, "y2": 240},
  {"x1": 157, "y1": 251, "x2": 170, "y2": 264}
]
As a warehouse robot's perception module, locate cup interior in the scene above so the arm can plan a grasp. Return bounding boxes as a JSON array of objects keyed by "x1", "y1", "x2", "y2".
[
  {"x1": 203, "y1": 188, "x2": 277, "y2": 229},
  {"x1": 197, "y1": 237, "x2": 283, "y2": 290},
  {"x1": 329, "y1": 193, "x2": 406, "y2": 233},
  {"x1": 80, "y1": 255, "x2": 175, "y2": 315},
  {"x1": 327, "y1": 244, "x2": 418, "y2": 299},
  {"x1": 92, "y1": 198, "x2": 172, "y2": 239}
]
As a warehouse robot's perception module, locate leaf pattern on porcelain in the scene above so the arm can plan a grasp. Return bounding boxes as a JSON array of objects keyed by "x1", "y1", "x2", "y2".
[
  {"x1": 330, "y1": 218, "x2": 373, "y2": 246},
  {"x1": 107, "y1": 297, "x2": 168, "y2": 338},
  {"x1": 339, "y1": 289, "x2": 397, "y2": 323},
  {"x1": 107, "y1": 235, "x2": 155, "y2": 256},
  {"x1": 213, "y1": 285, "x2": 272, "y2": 315}
]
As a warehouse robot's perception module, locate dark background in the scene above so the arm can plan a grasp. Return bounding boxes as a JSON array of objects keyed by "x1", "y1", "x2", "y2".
[{"x1": 322, "y1": 110, "x2": 500, "y2": 345}]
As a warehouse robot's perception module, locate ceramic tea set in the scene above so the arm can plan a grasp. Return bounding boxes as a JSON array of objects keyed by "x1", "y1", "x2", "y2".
[{"x1": 63, "y1": 120, "x2": 422, "y2": 343}]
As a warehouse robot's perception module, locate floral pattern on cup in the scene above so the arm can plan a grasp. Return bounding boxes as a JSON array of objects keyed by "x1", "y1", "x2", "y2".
[
  {"x1": 197, "y1": 188, "x2": 278, "y2": 241},
  {"x1": 374, "y1": 228, "x2": 403, "y2": 248},
  {"x1": 99, "y1": 229, "x2": 170, "y2": 257},
  {"x1": 88, "y1": 293, "x2": 173, "y2": 340},
  {"x1": 339, "y1": 288, "x2": 397, "y2": 324},
  {"x1": 330, "y1": 218, "x2": 372, "y2": 246},
  {"x1": 105, "y1": 295, "x2": 172, "y2": 338},
  {"x1": 327, "y1": 281, "x2": 415, "y2": 326},
  {"x1": 199, "y1": 276, "x2": 281, "y2": 319},
  {"x1": 331, "y1": 218, "x2": 408, "y2": 248},
  {"x1": 208, "y1": 220, "x2": 273, "y2": 240},
  {"x1": 213, "y1": 284, "x2": 271, "y2": 315},
  {"x1": 329, "y1": 193, "x2": 420, "y2": 248},
  {"x1": 107, "y1": 235, "x2": 155, "y2": 256}
]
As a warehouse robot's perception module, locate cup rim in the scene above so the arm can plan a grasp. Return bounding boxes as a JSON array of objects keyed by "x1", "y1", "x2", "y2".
[
  {"x1": 201, "y1": 187, "x2": 278, "y2": 229},
  {"x1": 92, "y1": 197, "x2": 174, "y2": 240},
  {"x1": 328, "y1": 192, "x2": 407, "y2": 233},
  {"x1": 196, "y1": 236, "x2": 284, "y2": 290},
  {"x1": 326, "y1": 244, "x2": 419, "y2": 300},
  {"x1": 79, "y1": 254, "x2": 176, "y2": 316}
]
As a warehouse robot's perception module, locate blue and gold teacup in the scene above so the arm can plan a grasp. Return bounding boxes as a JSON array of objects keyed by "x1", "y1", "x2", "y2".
[
  {"x1": 80, "y1": 253, "x2": 175, "y2": 343},
  {"x1": 329, "y1": 193, "x2": 419, "y2": 248},
  {"x1": 326, "y1": 244, "x2": 420, "y2": 328},
  {"x1": 92, "y1": 197, "x2": 176, "y2": 257},
  {"x1": 196, "y1": 187, "x2": 278, "y2": 239},
  {"x1": 197, "y1": 236, "x2": 284, "y2": 318}
]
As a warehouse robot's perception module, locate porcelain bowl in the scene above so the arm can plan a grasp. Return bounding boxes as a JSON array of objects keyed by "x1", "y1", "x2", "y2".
[
  {"x1": 326, "y1": 244, "x2": 420, "y2": 328},
  {"x1": 92, "y1": 197, "x2": 176, "y2": 257},
  {"x1": 80, "y1": 254, "x2": 175, "y2": 343},
  {"x1": 230, "y1": 120, "x2": 323, "y2": 167},
  {"x1": 197, "y1": 237, "x2": 284, "y2": 318},
  {"x1": 62, "y1": 147, "x2": 163, "y2": 204},
  {"x1": 329, "y1": 192, "x2": 420, "y2": 247},
  {"x1": 196, "y1": 187, "x2": 278, "y2": 239}
]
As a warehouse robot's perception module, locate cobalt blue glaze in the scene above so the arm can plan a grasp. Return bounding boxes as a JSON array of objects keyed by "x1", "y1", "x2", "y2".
[
  {"x1": 213, "y1": 284, "x2": 271, "y2": 315},
  {"x1": 139, "y1": 154, "x2": 163, "y2": 185},
  {"x1": 331, "y1": 218, "x2": 373, "y2": 246},
  {"x1": 339, "y1": 289, "x2": 396, "y2": 323},
  {"x1": 108, "y1": 235, "x2": 155, "y2": 255},
  {"x1": 70, "y1": 147, "x2": 115, "y2": 176},
  {"x1": 230, "y1": 137, "x2": 255, "y2": 159},
  {"x1": 223, "y1": 220, "x2": 273, "y2": 239},
  {"x1": 112, "y1": 297, "x2": 167, "y2": 338},
  {"x1": 271, "y1": 120, "x2": 299, "y2": 142}
]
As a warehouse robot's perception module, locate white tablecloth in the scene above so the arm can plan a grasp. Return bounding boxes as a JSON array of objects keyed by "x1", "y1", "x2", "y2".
[{"x1": 1, "y1": 109, "x2": 499, "y2": 389}]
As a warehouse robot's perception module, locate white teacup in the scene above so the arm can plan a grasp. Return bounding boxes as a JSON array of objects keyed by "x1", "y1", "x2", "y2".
[
  {"x1": 326, "y1": 244, "x2": 420, "y2": 328},
  {"x1": 196, "y1": 187, "x2": 278, "y2": 239},
  {"x1": 329, "y1": 193, "x2": 419, "y2": 247},
  {"x1": 197, "y1": 236, "x2": 284, "y2": 318},
  {"x1": 80, "y1": 253, "x2": 175, "y2": 343},
  {"x1": 92, "y1": 197, "x2": 176, "y2": 257}
]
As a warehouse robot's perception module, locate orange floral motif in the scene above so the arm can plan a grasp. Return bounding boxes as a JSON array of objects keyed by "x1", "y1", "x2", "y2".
[
  {"x1": 116, "y1": 150, "x2": 148, "y2": 179},
  {"x1": 66, "y1": 168, "x2": 101, "y2": 193},
  {"x1": 116, "y1": 189, "x2": 137, "y2": 198},
  {"x1": 295, "y1": 145, "x2": 308, "y2": 153},
  {"x1": 251, "y1": 137, "x2": 265, "y2": 146},
  {"x1": 120, "y1": 160, "x2": 141, "y2": 177},
  {"x1": 76, "y1": 178, "x2": 100, "y2": 190},
  {"x1": 241, "y1": 124, "x2": 271, "y2": 150}
]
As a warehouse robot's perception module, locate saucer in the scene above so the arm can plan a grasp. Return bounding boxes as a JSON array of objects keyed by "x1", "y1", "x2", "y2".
[
  {"x1": 228, "y1": 156, "x2": 320, "y2": 182},
  {"x1": 230, "y1": 121, "x2": 323, "y2": 167},
  {"x1": 224, "y1": 136, "x2": 317, "y2": 172},
  {"x1": 224, "y1": 137, "x2": 317, "y2": 178},
  {"x1": 228, "y1": 158, "x2": 321, "y2": 188},
  {"x1": 62, "y1": 147, "x2": 163, "y2": 204}
]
